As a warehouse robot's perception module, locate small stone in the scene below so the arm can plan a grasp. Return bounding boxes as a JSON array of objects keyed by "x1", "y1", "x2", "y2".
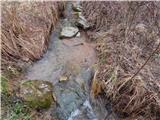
[
  {"x1": 60, "y1": 26, "x2": 79, "y2": 38},
  {"x1": 76, "y1": 32, "x2": 80, "y2": 37},
  {"x1": 20, "y1": 80, "x2": 54, "y2": 109},
  {"x1": 72, "y1": 3, "x2": 82, "y2": 12},
  {"x1": 59, "y1": 76, "x2": 68, "y2": 82}
]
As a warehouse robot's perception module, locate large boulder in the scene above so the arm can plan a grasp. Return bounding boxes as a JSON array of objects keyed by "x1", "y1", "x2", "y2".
[{"x1": 20, "y1": 80, "x2": 54, "y2": 109}]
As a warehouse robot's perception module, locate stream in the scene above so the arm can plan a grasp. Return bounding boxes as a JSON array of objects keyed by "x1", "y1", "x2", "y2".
[{"x1": 25, "y1": 2, "x2": 116, "y2": 120}]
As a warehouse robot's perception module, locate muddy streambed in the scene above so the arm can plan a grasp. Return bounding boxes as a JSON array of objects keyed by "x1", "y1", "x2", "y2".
[{"x1": 25, "y1": 2, "x2": 116, "y2": 120}]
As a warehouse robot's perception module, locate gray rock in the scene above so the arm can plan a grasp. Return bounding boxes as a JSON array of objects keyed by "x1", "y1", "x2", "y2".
[
  {"x1": 60, "y1": 26, "x2": 79, "y2": 38},
  {"x1": 75, "y1": 16, "x2": 90, "y2": 30},
  {"x1": 51, "y1": 68, "x2": 94, "y2": 120},
  {"x1": 76, "y1": 32, "x2": 81, "y2": 37},
  {"x1": 20, "y1": 80, "x2": 54, "y2": 109},
  {"x1": 51, "y1": 80, "x2": 86, "y2": 120},
  {"x1": 72, "y1": 3, "x2": 82, "y2": 12},
  {"x1": 75, "y1": 68, "x2": 94, "y2": 92}
]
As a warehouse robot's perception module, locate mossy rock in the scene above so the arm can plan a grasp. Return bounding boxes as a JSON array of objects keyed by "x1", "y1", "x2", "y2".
[
  {"x1": 0, "y1": 75, "x2": 11, "y2": 94},
  {"x1": 20, "y1": 80, "x2": 54, "y2": 109}
]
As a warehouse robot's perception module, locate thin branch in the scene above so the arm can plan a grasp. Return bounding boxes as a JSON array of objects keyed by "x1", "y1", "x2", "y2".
[{"x1": 130, "y1": 40, "x2": 160, "y2": 81}]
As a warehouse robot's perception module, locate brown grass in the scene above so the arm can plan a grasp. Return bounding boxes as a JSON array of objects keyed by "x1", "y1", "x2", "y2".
[
  {"x1": 82, "y1": 1, "x2": 160, "y2": 119},
  {"x1": 1, "y1": 1, "x2": 65, "y2": 73}
]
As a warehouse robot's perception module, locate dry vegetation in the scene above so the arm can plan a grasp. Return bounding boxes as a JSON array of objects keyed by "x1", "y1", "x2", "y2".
[
  {"x1": 1, "y1": 1, "x2": 65, "y2": 74},
  {"x1": 1, "y1": 1, "x2": 160, "y2": 120},
  {"x1": 82, "y1": 1, "x2": 160, "y2": 119},
  {"x1": 1, "y1": 2, "x2": 65, "y2": 120}
]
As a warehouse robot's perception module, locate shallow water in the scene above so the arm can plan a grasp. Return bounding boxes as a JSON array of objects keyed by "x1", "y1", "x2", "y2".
[
  {"x1": 25, "y1": 2, "x2": 114, "y2": 120},
  {"x1": 68, "y1": 100, "x2": 98, "y2": 120},
  {"x1": 26, "y1": 25, "x2": 96, "y2": 84}
]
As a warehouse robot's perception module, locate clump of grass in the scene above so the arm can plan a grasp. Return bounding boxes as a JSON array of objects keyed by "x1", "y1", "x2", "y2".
[
  {"x1": 7, "y1": 102, "x2": 31, "y2": 120},
  {"x1": 94, "y1": 65, "x2": 160, "y2": 119},
  {"x1": 107, "y1": 74, "x2": 159, "y2": 119},
  {"x1": 1, "y1": 1, "x2": 65, "y2": 73},
  {"x1": 1, "y1": 91, "x2": 31, "y2": 120},
  {"x1": 82, "y1": 1, "x2": 160, "y2": 119},
  {"x1": 1, "y1": 75, "x2": 30, "y2": 120}
]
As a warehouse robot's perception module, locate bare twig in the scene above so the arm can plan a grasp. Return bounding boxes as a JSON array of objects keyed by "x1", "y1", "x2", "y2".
[{"x1": 130, "y1": 40, "x2": 160, "y2": 81}]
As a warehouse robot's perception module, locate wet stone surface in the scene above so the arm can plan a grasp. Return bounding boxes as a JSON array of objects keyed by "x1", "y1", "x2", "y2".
[
  {"x1": 75, "y1": 16, "x2": 90, "y2": 30},
  {"x1": 20, "y1": 80, "x2": 54, "y2": 109},
  {"x1": 60, "y1": 26, "x2": 79, "y2": 38},
  {"x1": 51, "y1": 67, "x2": 94, "y2": 120},
  {"x1": 51, "y1": 79, "x2": 86, "y2": 120}
]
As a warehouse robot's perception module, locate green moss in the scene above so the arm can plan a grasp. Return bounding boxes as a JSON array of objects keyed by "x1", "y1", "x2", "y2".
[
  {"x1": 20, "y1": 80, "x2": 54, "y2": 109},
  {"x1": 1, "y1": 75, "x2": 10, "y2": 94}
]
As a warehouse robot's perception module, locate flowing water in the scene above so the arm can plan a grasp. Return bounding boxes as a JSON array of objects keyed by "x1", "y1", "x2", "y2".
[{"x1": 26, "y1": 2, "x2": 116, "y2": 120}]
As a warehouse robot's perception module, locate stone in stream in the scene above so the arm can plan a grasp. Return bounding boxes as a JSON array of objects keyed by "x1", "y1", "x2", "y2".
[
  {"x1": 75, "y1": 16, "x2": 90, "y2": 30},
  {"x1": 72, "y1": 3, "x2": 82, "y2": 12},
  {"x1": 59, "y1": 75, "x2": 68, "y2": 82},
  {"x1": 60, "y1": 26, "x2": 79, "y2": 38},
  {"x1": 76, "y1": 32, "x2": 81, "y2": 37},
  {"x1": 20, "y1": 80, "x2": 55, "y2": 109}
]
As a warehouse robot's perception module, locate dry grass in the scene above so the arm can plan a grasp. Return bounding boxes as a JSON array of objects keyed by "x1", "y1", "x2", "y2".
[
  {"x1": 82, "y1": 1, "x2": 160, "y2": 119},
  {"x1": 1, "y1": 1, "x2": 65, "y2": 73},
  {"x1": 98, "y1": 70, "x2": 160, "y2": 119}
]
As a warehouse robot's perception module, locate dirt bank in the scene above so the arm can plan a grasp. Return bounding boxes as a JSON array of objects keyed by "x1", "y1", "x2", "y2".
[
  {"x1": 1, "y1": 1, "x2": 65, "y2": 75},
  {"x1": 81, "y1": 1, "x2": 160, "y2": 119}
]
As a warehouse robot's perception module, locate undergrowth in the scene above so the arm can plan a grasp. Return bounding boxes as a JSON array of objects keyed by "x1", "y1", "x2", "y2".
[
  {"x1": 1, "y1": 92, "x2": 31, "y2": 120},
  {"x1": 82, "y1": 1, "x2": 160, "y2": 119}
]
